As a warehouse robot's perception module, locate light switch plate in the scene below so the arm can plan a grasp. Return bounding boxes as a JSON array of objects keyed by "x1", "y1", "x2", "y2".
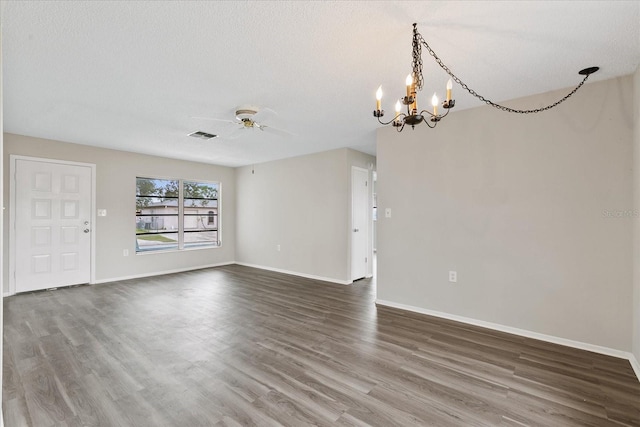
[
  {"x1": 385, "y1": 208, "x2": 392, "y2": 218},
  {"x1": 98, "y1": 209, "x2": 107, "y2": 217},
  {"x1": 449, "y1": 271, "x2": 457, "y2": 282}
]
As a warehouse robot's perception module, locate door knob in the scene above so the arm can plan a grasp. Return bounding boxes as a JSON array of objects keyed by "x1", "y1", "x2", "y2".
[
  {"x1": 353, "y1": 228, "x2": 359, "y2": 232},
  {"x1": 84, "y1": 228, "x2": 90, "y2": 233}
]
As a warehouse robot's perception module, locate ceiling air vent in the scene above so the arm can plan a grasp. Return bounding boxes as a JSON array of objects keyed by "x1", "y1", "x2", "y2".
[{"x1": 188, "y1": 131, "x2": 218, "y2": 140}]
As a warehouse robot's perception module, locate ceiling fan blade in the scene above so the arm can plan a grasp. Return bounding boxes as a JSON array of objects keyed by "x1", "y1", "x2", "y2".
[
  {"x1": 261, "y1": 124, "x2": 294, "y2": 138},
  {"x1": 252, "y1": 108, "x2": 278, "y2": 123},
  {"x1": 190, "y1": 116, "x2": 238, "y2": 124},
  {"x1": 218, "y1": 125, "x2": 247, "y2": 140}
]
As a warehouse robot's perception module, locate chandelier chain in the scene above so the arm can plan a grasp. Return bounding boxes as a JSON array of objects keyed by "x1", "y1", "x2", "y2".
[
  {"x1": 412, "y1": 31, "x2": 592, "y2": 114},
  {"x1": 412, "y1": 25, "x2": 424, "y2": 91}
]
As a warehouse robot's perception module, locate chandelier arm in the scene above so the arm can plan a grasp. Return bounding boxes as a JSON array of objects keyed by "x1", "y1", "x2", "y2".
[
  {"x1": 414, "y1": 29, "x2": 593, "y2": 114},
  {"x1": 418, "y1": 107, "x2": 450, "y2": 121},
  {"x1": 377, "y1": 114, "x2": 405, "y2": 126},
  {"x1": 440, "y1": 108, "x2": 452, "y2": 119}
]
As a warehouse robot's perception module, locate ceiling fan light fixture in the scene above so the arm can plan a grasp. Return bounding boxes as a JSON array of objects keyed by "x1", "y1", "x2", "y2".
[{"x1": 235, "y1": 109, "x2": 258, "y2": 121}]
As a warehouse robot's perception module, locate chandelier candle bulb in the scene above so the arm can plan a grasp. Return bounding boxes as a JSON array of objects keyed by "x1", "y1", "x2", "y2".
[
  {"x1": 406, "y1": 74, "x2": 413, "y2": 98},
  {"x1": 446, "y1": 79, "x2": 452, "y2": 102},
  {"x1": 393, "y1": 100, "x2": 403, "y2": 127},
  {"x1": 411, "y1": 81, "x2": 417, "y2": 112},
  {"x1": 432, "y1": 93, "x2": 438, "y2": 115},
  {"x1": 376, "y1": 86, "x2": 382, "y2": 111}
]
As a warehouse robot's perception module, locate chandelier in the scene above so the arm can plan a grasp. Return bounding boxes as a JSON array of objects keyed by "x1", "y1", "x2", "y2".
[{"x1": 373, "y1": 23, "x2": 599, "y2": 132}]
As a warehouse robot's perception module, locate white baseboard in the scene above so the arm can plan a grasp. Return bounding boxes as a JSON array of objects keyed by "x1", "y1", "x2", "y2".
[
  {"x1": 376, "y1": 299, "x2": 639, "y2": 382},
  {"x1": 235, "y1": 262, "x2": 352, "y2": 285},
  {"x1": 91, "y1": 261, "x2": 235, "y2": 285},
  {"x1": 630, "y1": 354, "x2": 640, "y2": 381},
  {"x1": 3, "y1": 261, "x2": 348, "y2": 295}
]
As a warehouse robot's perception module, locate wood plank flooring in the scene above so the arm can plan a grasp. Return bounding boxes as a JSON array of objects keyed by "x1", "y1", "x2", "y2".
[{"x1": 3, "y1": 264, "x2": 640, "y2": 426}]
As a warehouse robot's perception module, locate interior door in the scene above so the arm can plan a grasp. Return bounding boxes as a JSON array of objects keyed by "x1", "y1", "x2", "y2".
[
  {"x1": 14, "y1": 159, "x2": 92, "y2": 293},
  {"x1": 351, "y1": 167, "x2": 369, "y2": 281}
]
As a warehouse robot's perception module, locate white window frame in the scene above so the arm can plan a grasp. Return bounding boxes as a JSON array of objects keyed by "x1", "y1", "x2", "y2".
[{"x1": 135, "y1": 176, "x2": 221, "y2": 254}]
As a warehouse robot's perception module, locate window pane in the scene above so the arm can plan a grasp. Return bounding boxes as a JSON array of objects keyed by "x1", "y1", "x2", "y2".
[
  {"x1": 136, "y1": 178, "x2": 179, "y2": 198},
  {"x1": 136, "y1": 178, "x2": 179, "y2": 252},
  {"x1": 183, "y1": 181, "x2": 219, "y2": 248},
  {"x1": 136, "y1": 229, "x2": 179, "y2": 252},
  {"x1": 184, "y1": 230, "x2": 218, "y2": 248},
  {"x1": 183, "y1": 181, "x2": 218, "y2": 200}
]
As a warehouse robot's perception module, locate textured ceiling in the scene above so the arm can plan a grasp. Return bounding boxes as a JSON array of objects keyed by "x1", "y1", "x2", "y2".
[{"x1": 3, "y1": 1, "x2": 639, "y2": 167}]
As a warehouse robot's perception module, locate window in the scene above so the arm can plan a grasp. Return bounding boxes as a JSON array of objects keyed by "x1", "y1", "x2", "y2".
[
  {"x1": 136, "y1": 177, "x2": 220, "y2": 253},
  {"x1": 183, "y1": 180, "x2": 219, "y2": 249}
]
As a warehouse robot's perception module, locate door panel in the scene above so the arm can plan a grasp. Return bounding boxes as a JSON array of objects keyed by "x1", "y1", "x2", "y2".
[
  {"x1": 351, "y1": 167, "x2": 369, "y2": 281},
  {"x1": 15, "y1": 159, "x2": 92, "y2": 293}
]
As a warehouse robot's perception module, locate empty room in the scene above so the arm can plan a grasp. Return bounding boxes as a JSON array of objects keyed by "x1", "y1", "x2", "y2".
[{"x1": 1, "y1": 1, "x2": 640, "y2": 426}]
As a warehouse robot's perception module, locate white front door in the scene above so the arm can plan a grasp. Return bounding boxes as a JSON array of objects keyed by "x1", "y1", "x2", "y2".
[
  {"x1": 14, "y1": 158, "x2": 93, "y2": 293},
  {"x1": 351, "y1": 167, "x2": 369, "y2": 281}
]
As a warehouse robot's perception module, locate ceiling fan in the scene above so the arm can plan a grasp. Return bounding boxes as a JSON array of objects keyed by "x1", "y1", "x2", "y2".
[
  {"x1": 234, "y1": 109, "x2": 267, "y2": 130},
  {"x1": 191, "y1": 107, "x2": 291, "y2": 139}
]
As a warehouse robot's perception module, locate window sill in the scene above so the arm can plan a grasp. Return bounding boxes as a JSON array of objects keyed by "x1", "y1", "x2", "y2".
[{"x1": 135, "y1": 245, "x2": 222, "y2": 255}]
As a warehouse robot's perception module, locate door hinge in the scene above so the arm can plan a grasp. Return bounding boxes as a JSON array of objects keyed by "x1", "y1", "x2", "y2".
[
  {"x1": 365, "y1": 257, "x2": 368, "y2": 263},
  {"x1": 365, "y1": 181, "x2": 368, "y2": 187}
]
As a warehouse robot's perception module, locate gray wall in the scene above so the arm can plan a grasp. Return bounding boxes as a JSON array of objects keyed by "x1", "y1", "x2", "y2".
[
  {"x1": 377, "y1": 76, "x2": 634, "y2": 351},
  {"x1": 235, "y1": 148, "x2": 375, "y2": 283},
  {"x1": 3, "y1": 134, "x2": 236, "y2": 293},
  {"x1": 634, "y1": 65, "x2": 640, "y2": 363},
  {"x1": 1, "y1": 11, "x2": 4, "y2": 421}
]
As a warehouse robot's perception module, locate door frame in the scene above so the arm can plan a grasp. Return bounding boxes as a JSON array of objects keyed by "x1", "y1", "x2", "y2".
[
  {"x1": 350, "y1": 166, "x2": 373, "y2": 281},
  {"x1": 9, "y1": 155, "x2": 97, "y2": 296}
]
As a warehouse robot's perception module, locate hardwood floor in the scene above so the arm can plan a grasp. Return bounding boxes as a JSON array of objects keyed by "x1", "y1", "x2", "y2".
[{"x1": 3, "y1": 264, "x2": 640, "y2": 426}]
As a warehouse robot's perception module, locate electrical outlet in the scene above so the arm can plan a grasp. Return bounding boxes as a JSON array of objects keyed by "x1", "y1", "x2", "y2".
[
  {"x1": 449, "y1": 271, "x2": 457, "y2": 282},
  {"x1": 123, "y1": 249, "x2": 129, "y2": 257}
]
